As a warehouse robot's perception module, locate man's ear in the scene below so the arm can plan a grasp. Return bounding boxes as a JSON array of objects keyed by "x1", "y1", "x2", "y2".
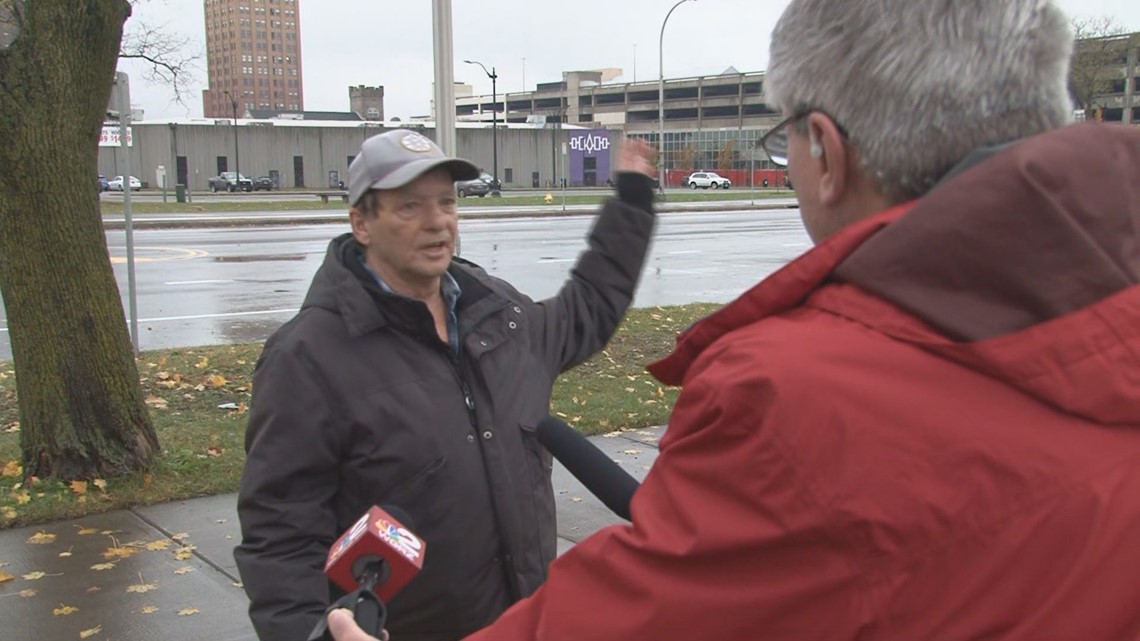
[
  {"x1": 805, "y1": 112, "x2": 849, "y2": 207},
  {"x1": 349, "y1": 207, "x2": 371, "y2": 246}
]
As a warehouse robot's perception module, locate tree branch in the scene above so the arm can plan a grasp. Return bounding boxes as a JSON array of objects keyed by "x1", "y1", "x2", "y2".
[{"x1": 118, "y1": 18, "x2": 202, "y2": 106}]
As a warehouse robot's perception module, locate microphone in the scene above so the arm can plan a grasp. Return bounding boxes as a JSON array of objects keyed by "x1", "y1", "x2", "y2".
[
  {"x1": 307, "y1": 505, "x2": 426, "y2": 641},
  {"x1": 536, "y1": 416, "x2": 640, "y2": 521}
]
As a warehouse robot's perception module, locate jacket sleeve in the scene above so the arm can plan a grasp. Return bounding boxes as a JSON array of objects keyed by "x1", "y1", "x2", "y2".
[
  {"x1": 536, "y1": 172, "x2": 656, "y2": 374},
  {"x1": 462, "y1": 341, "x2": 869, "y2": 640},
  {"x1": 233, "y1": 338, "x2": 346, "y2": 641}
]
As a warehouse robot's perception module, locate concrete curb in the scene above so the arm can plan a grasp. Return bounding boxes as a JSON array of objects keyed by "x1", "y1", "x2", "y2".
[{"x1": 100, "y1": 201, "x2": 797, "y2": 230}]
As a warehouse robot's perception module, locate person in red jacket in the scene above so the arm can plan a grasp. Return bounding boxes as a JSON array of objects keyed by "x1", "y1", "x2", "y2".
[{"x1": 332, "y1": 0, "x2": 1140, "y2": 639}]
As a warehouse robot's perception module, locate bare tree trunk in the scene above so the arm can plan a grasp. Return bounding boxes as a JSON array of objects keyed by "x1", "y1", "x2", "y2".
[{"x1": 0, "y1": 0, "x2": 158, "y2": 480}]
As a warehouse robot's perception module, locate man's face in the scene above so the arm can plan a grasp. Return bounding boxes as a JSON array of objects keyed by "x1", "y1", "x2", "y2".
[{"x1": 350, "y1": 168, "x2": 458, "y2": 296}]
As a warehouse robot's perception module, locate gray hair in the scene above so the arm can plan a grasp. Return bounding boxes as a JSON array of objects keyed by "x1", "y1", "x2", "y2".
[{"x1": 765, "y1": 0, "x2": 1075, "y2": 202}]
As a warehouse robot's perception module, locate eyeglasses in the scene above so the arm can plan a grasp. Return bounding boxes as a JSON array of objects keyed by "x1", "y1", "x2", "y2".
[{"x1": 758, "y1": 108, "x2": 847, "y2": 167}]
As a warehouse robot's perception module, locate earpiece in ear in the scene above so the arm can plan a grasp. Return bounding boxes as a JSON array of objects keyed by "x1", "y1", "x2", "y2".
[{"x1": 809, "y1": 134, "x2": 823, "y2": 159}]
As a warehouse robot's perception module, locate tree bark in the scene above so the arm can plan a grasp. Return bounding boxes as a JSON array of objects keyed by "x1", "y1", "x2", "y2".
[{"x1": 0, "y1": 0, "x2": 158, "y2": 480}]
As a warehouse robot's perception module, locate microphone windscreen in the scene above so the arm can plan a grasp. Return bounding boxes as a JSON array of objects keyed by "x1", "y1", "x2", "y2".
[
  {"x1": 325, "y1": 505, "x2": 426, "y2": 601},
  {"x1": 536, "y1": 416, "x2": 639, "y2": 520}
]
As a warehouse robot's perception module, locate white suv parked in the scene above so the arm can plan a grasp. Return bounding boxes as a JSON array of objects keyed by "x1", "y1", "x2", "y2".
[{"x1": 683, "y1": 171, "x2": 731, "y2": 189}]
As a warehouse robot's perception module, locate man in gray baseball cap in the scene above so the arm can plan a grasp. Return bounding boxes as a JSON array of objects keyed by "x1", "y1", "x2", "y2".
[{"x1": 236, "y1": 129, "x2": 660, "y2": 641}]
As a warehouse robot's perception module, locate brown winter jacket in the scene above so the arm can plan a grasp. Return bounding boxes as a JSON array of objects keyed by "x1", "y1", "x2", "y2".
[{"x1": 234, "y1": 174, "x2": 656, "y2": 641}]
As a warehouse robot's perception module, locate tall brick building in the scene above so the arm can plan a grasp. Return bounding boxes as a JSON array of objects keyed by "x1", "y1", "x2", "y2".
[{"x1": 201, "y1": 0, "x2": 304, "y2": 118}]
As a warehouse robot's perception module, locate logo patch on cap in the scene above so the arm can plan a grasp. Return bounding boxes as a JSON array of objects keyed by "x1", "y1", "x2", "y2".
[{"x1": 400, "y1": 133, "x2": 435, "y2": 153}]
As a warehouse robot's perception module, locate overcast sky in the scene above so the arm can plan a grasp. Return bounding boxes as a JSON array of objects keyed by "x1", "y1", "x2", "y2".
[{"x1": 120, "y1": 0, "x2": 1140, "y2": 121}]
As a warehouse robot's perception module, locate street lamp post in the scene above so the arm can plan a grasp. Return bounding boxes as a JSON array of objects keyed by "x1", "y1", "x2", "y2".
[
  {"x1": 223, "y1": 90, "x2": 241, "y2": 182},
  {"x1": 659, "y1": 0, "x2": 697, "y2": 192},
  {"x1": 464, "y1": 59, "x2": 499, "y2": 194}
]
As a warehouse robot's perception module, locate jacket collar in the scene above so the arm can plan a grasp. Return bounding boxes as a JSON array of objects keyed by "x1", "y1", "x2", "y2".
[{"x1": 646, "y1": 202, "x2": 913, "y2": 386}]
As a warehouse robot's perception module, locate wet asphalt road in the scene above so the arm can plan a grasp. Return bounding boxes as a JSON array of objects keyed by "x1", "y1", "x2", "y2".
[{"x1": 0, "y1": 209, "x2": 810, "y2": 359}]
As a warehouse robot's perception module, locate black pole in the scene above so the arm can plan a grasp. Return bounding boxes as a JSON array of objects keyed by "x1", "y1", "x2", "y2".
[{"x1": 491, "y1": 67, "x2": 498, "y2": 193}]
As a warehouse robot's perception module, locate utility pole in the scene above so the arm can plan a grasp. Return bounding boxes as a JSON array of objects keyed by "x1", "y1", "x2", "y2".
[
  {"x1": 432, "y1": 0, "x2": 457, "y2": 156},
  {"x1": 114, "y1": 72, "x2": 138, "y2": 355}
]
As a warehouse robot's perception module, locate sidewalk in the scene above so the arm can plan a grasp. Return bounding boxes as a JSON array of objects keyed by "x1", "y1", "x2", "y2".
[{"x1": 0, "y1": 426, "x2": 664, "y2": 641}]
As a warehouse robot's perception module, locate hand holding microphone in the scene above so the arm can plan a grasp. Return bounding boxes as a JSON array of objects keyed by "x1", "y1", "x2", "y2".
[
  {"x1": 327, "y1": 608, "x2": 386, "y2": 641},
  {"x1": 307, "y1": 505, "x2": 425, "y2": 641}
]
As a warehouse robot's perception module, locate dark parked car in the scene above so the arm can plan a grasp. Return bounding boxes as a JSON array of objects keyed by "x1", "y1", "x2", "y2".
[
  {"x1": 207, "y1": 172, "x2": 253, "y2": 192},
  {"x1": 455, "y1": 177, "x2": 490, "y2": 198},
  {"x1": 252, "y1": 176, "x2": 274, "y2": 191}
]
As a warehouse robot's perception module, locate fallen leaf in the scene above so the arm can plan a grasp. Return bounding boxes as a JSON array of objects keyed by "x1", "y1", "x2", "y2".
[
  {"x1": 173, "y1": 546, "x2": 196, "y2": 560},
  {"x1": 103, "y1": 546, "x2": 139, "y2": 560},
  {"x1": 90, "y1": 563, "x2": 116, "y2": 571},
  {"x1": 13, "y1": 490, "x2": 31, "y2": 505},
  {"x1": 171, "y1": 532, "x2": 190, "y2": 542},
  {"x1": 59, "y1": 547, "x2": 73, "y2": 558},
  {"x1": 70, "y1": 481, "x2": 88, "y2": 495},
  {"x1": 178, "y1": 608, "x2": 200, "y2": 616},
  {"x1": 22, "y1": 571, "x2": 47, "y2": 580},
  {"x1": 206, "y1": 446, "x2": 225, "y2": 457},
  {"x1": 232, "y1": 581, "x2": 244, "y2": 588},
  {"x1": 156, "y1": 371, "x2": 172, "y2": 380},
  {"x1": 92, "y1": 479, "x2": 107, "y2": 491},
  {"x1": 215, "y1": 519, "x2": 227, "y2": 524},
  {"x1": 53, "y1": 604, "x2": 78, "y2": 616},
  {"x1": 622, "y1": 449, "x2": 642, "y2": 455},
  {"x1": 125, "y1": 570, "x2": 157, "y2": 593},
  {"x1": 27, "y1": 531, "x2": 56, "y2": 545},
  {"x1": 204, "y1": 373, "x2": 227, "y2": 388},
  {"x1": 139, "y1": 605, "x2": 159, "y2": 614},
  {"x1": 1, "y1": 422, "x2": 18, "y2": 434},
  {"x1": 173, "y1": 566, "x2": 193, "y2": 575},
  {"x1": 144, "y1": 396, "x2": 168, "y2": 410},
  {"x1": 570, "y1": 497, "x2": 583, "y2": 503},
  {"x1": 1, "y1": 460, "x2": 21, "y2": 477},
  {"x1": 145, "y1": 540, "x2": 172, "y2": 551},
  {"x1": 80, "y1": 625, "x2": 102, "y2": 638},
  {"x1": 143, "y1": 474, "x2": 153, "y2": 489},
  {"x1": 0, "y1": 571, "x2": 13, "y2": 583},
  {"x1": 1, "y1": 507, "x2": 16, "y2": 519},
  {"x1": 86, "y1": 586, "x2": 102, "y2": 593},
  {"x1": 18, "y1": 588, "x2": 36, "y2": 597},
  {"x1": 77, "y1": 528, "x2": 99, "y2": 536}
]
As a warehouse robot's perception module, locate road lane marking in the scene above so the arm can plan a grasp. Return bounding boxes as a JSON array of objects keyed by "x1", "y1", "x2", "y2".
[
  {"x1": 165, "y1": 280, "x2": 233, "y2": 285},
  {"x1": 0, "y1": 308, "x2": 299, "y2": 333},
  {"x1": 107, "y1": 247, "x2": 210, "y2": 264}
]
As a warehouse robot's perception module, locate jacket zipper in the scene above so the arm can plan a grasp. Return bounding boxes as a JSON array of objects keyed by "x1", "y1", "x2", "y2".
[{"x1": 433, "y1": 315, "x2": 524, "y2": 602}]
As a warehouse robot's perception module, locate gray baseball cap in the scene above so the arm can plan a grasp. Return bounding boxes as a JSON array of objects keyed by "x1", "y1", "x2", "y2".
[{"x1": 347, "y1": 129, "x2": 480, "y2": 206}]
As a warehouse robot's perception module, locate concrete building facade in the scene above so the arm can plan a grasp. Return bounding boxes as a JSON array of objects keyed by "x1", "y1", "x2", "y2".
[
  {"x1": 201, "y1": 0, "x2": 304, "y2": 119},
  {"x1": 1075, "y1": 31, "x2": 1139, "y2": 125},
  {"x1": 98, "y1": 121, "x2": 588, "y2": 192}
]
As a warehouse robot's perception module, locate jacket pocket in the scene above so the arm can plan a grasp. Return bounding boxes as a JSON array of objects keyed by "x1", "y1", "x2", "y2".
[{"x1": 382, "y1": 456, "x2": 447, "y2": 509}]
